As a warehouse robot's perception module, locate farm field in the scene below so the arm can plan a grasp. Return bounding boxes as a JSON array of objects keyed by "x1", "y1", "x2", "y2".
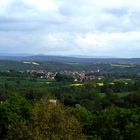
[{"x1": 111, "y1": 64, "x2": 132, "y2": 67}]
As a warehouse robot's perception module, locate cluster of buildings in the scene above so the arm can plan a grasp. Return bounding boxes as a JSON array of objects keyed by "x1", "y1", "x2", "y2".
[
  {"x1": 61, "y1": 70, "x2": 104, "y2": 82},
  {"x1": 27, "y1": 70, "x2": 57, "y2": 81},
  {"x1": 27, "y1": 70, "x2": 104, "y2": 82}
]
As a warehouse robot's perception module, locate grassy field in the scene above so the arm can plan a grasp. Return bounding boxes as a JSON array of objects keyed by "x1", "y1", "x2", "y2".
[
  {"x1": 114, "y1": 78, "x2": 132, "y2": 83},
  {"x1": 114, "y1": 92, "x2": 133, "y2": 97},
  {"x1": 111, "y1": 64, "x2": 131, "y2": 67}
]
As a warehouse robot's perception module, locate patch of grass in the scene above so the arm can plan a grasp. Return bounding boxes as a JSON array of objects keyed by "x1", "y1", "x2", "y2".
[
  {"x1": 114, "y1": 92, "x2": 133, "y2": 97},
  {"x1": 111, "y1": 64, "x2": 131, "y2": 67},
  {"x1": 114, "y1": 78, "x2": 132, "y2": 82}
]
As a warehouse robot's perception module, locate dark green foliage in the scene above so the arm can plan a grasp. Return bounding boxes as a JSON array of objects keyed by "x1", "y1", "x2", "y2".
[
  {"x1": 123, "y1": 92, "x2": 140, "y2": 107},
  {"x1": 72, "y1": 104, "x2": 93, "y2": 135},
  {"x1": 55, "y1": 73, "x2": 74, "y2": 82},
  {"x1": 92, "y1": 107, "x2": 140, "y2": 140},
  {"x1": 0, "y1": 94, "x2": 32, "y2": 139}
]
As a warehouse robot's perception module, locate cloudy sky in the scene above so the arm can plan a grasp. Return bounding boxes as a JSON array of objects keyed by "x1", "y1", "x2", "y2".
[{"x1": 0, "y1": 0, "x2": 140, "y2": 57}]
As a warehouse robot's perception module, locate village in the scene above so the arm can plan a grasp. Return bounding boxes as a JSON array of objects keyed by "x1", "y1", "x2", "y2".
[{"x1": 27, "y1": 69, "x2": 104, "y2": 82}]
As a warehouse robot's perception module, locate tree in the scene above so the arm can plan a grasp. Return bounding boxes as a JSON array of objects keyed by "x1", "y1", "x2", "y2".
[
  {"x1": 31, "y1": 100, "x2": 85, "y2": 140},
  {"x1": 72, "y1": 104, "x2": 93, "y2": 135},
  {"x1": 92, "y1": 107, "x2": 140, "y2": 140},
  {"x1": 124, "y1": 92, "x2": 140, "y2": 107},
  {"x1": 55, "y1": 73, "x2": 74, "y2": 82},
  {"x1": 0, "y1": 94, "x2": 32, "y2": 139}
]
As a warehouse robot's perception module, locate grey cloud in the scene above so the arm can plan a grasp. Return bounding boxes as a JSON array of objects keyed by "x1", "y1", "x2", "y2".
[{"x1": 0, "y1": 0, "x2": 140, "y2": 57}]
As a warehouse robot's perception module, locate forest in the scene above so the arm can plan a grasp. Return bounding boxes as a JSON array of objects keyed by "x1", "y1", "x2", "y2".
[{"x1": 0, "y1": 69, "x2": 140, "y2": 140}]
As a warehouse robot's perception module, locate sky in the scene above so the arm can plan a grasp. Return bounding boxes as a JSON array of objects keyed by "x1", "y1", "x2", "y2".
[{"x1": 0, "y1": 0, "x2": 140, "y2": 58}]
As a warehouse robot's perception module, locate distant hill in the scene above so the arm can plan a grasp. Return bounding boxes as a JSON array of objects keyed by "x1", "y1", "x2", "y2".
[
  {"x1": 0, "y1": 59, "x2": 140, "y2": 74},
  {"x1": 0, "y1": 55, "x2": 140, "y2": 71},
  {"x1": 0, "y1": 55, "x2": 140, "y2": 64}
]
